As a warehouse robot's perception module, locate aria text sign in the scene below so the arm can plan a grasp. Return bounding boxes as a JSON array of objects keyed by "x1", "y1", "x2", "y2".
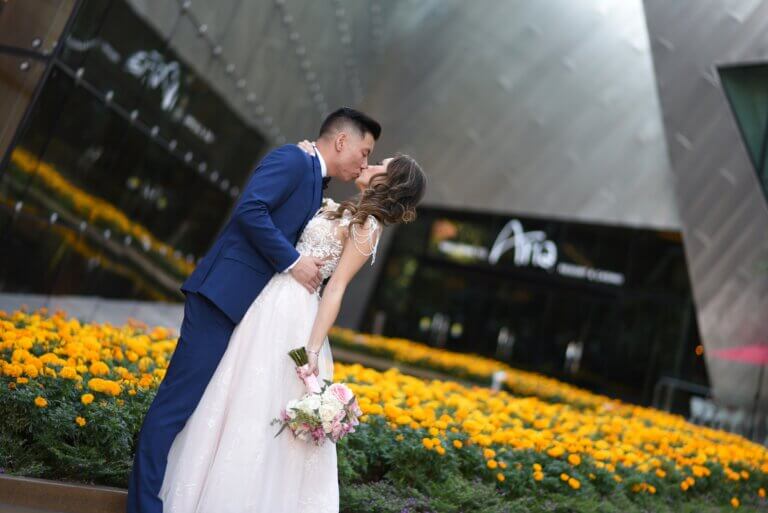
[{"x1": 437, "y1": 219, "x2": 625, "y2": 286}]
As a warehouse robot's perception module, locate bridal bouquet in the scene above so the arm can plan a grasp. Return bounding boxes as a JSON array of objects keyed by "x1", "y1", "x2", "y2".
[{"x1": 270, "y1": 347, "x2": 363, "y2": 446}]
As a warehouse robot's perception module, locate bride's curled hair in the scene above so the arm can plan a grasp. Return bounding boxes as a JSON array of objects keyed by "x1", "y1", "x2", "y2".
[{"x1": 325, "y1": 154, "x2": 427, "y2": 234}]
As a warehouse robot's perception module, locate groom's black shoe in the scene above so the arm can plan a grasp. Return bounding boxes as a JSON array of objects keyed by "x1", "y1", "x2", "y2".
[{"x1": 322, "y1": 176, "x2": 331, "y2": 190}]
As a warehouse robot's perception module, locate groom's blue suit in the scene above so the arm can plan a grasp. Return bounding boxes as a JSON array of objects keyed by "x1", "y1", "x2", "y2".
[{"x1": 127, "y1": 145, "x2": 322, "y2": 513}]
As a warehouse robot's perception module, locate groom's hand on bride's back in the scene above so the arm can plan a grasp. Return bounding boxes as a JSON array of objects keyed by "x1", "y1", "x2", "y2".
[{"x1": 290, "y1": 255, "x2": 325, "y2": 293}]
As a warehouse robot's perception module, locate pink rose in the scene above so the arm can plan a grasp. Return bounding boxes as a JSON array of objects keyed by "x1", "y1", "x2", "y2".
[{"x1": 328, "y1": 383, "x2": 354, "y2": 405}]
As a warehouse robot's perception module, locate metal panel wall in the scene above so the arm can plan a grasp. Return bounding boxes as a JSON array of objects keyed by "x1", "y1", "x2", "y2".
[{"x1": 643, "y1": 0, "x2": 768, "y2": 408}]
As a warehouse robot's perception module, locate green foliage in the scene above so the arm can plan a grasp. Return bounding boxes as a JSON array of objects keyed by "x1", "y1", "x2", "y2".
[{"x1": 0, "y1": 375, "x2": 156, "y2": 487}]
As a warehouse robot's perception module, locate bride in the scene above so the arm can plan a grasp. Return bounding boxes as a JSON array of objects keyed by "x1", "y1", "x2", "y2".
[{"x1": 158, "y1": 143, "x2": 426, "y2": 512}]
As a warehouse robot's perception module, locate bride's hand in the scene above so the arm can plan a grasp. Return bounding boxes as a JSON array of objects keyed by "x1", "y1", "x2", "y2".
[
  {"x1": 296, "y1": 140, "x2": 316, "y2": 156},
  {"x1": 306, "y1": 350, "x2": 319, "y2": 376}
]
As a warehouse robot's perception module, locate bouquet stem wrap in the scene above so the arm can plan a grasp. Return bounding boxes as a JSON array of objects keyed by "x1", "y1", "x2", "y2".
[{"x1": 289, "y1": 347, "x2": 321, "y2": 394}]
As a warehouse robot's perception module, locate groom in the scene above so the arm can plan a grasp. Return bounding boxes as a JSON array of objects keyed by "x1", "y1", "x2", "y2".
[{"x1": 126, "y1": 107, "x2": 381, "y2": 513}]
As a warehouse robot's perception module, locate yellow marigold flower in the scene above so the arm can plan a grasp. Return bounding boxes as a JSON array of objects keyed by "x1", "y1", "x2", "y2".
[
  {"x1": 3, "y1": 363, "x2": 22, "y2": 377},
  {"x1": 23, "y1": 364, "x2": 38, "y2": 378},
  {"x1": 568, "y1": 454, "x2": 581, "y2": 466},
  {"x1": 395, "y1": 415, "x2": 412, "y2": 425},
  {"x1": 680, "y1": 481, "x2": 689, "y2": 491},
  {"x1": 533, "y1": 471, "x2": 544, "y2": 481},
  {"x1": 487, "y1": 459, "x2": 498, "y2": 469},
  {"x1": 730, "y1": 497, "x2": 739, "y2": 508},
  {"x1": 499, "y1": 461, "x2": 507, "y2": 469},
  {"x1": 428, "y1": 427, "x2": 439, "y2": 436},
  {"x1": 483, "y1": 448, "x2": 496, "y2": 459},
  {"x1": 87, "y1": 378, "x2": 122, "y2": 396},
  {"x1": 560, "y1": 473, "x2": 569, "y2": 481},
  {"x1": 128, "y1": 389, "x2": 137, "y2": 396},
  {"x1": 758, "y1": 487, "x2": 766, "y2": 498},
  {"x1": 453, "y1": 440, "x2": 463, "y2": 449},
  {"x1": 547, "y1": 446, "x2": 565, "y2": 458},
  {"x1": 81, "y1": 393, "x2": 94, "y2": 405},
  {"x1": 395, "y1": 434, "x2": 404, "y2": 442},
  {"x1": 648, "y1": 485, "x2": 656, "y2": 494},
  {"x1": 655, "y1": 469, "x2": 666, "y2": 478},
  {"x1": 34, "y1": 396, "x2": 47, "y2": 408},
  {"x1": 533, "y1": 463, "x2": 542, "y2": 471},
  {"x1": 496, "y1": 473, "x2": 505, "y2": 482},
  {"x1": 435, "y1": 446, "x2": 446, "y2": 455},
  {"x1": 16, "y1": 377, "x2": 28, "y2": 384},
  {"x1": 75, "y1": 416, "x2": 86, "y2": 427},
  {"x1": 422, "y1": 438, "x2": 434, "y2": 450},
  {"x1": 89, "y1": 361, "x2": 110, "y2": 376},
  {"x1": 568, "y1": 477, "x2": 580, "y2": 490}
]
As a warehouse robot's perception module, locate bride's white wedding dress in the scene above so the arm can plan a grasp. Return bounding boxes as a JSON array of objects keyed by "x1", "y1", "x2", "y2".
[{"x1": 159, "y1": 198, "x2": 380, "y2": 513}]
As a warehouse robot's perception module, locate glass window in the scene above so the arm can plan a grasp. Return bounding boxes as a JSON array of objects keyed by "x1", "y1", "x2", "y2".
[
  {"x1": 719, "y1": 63, "x2": 768, "y2": 204},
  {"x1": 364, "y1": 206, "x2": 703, "y2": 404},
  {"x1": 1, "y1": 0, "x2": 267, "y2": 301}
]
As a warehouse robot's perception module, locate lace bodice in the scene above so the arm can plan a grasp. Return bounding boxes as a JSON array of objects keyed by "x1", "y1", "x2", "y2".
[{"x1": 296, "y1": 198, "x2": 381, "y2": 279}]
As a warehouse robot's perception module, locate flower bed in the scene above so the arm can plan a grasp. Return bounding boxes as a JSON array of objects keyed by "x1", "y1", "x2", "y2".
[
  {"x1": 1, "y1": 309, "x2": 766, "y2": 511},
  {"x1": 329, "y1": 327, "x2": 617, "y2": 410}
]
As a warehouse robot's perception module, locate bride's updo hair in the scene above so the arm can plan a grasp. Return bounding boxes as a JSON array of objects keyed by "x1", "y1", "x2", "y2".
[{"x1": 325, "y1": 154, "x2": 427, "y2": 233}]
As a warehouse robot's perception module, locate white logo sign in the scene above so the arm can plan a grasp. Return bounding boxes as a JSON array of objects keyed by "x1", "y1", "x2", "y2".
[
  {"x1": 124, "y1": 50, "x2": 181, "y2": 111},
  {"x1": 436, "y1": 219, "x2": 625, "y2": 286},
  {"x1": 488, "y1": 219, "x2": 557, "y2": 270}
]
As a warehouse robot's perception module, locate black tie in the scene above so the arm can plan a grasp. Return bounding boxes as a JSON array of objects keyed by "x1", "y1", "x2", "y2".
[{"x1": 322, "y1": 176, "x2": 331, "y2": 190}]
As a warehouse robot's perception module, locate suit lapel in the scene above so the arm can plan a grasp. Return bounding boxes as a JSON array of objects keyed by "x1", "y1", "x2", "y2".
[{"x1": 297, "y1": 155, "x2": 322, "y2": 236}]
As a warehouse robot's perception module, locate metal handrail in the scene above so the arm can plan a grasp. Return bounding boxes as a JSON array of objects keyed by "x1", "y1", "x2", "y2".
[{"x1": 652, "y1": 375, "x2": 711, "y2": 412}]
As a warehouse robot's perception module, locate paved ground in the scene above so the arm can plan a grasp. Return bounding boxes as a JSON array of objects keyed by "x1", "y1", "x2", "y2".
[{"x1": 0, "y1": 293, "x2": 184, "y2": 332}]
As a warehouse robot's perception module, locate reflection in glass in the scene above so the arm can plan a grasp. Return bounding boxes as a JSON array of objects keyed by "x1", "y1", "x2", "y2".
[{"x1": 1, "y1": 0, "x2": 268, "y2": 301}]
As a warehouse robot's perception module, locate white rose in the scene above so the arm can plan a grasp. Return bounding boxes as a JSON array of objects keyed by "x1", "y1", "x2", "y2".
[
  {"x1": 305, "y1": 393, "x2": 321, "y2": 411},
  {"x1": 286, "y1": 399, "x2": 299, "y2": 419},
  {"x1": 319, "y1": 401, "x2": 340, "y2": 423}
]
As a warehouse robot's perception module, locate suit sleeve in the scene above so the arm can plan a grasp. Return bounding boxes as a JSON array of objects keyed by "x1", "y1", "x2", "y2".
[{"x1": 233, "y1": 145, "x2": 305, "y2": 273}]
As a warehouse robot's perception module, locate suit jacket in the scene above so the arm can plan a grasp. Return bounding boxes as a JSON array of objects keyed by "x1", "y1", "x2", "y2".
[{"x1": 181, "y1": 144, "x2": 322, "y2": 323}]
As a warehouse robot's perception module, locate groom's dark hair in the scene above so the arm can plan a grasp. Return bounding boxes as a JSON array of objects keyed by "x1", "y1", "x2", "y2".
[{"x1": 319, "y1": 107, "x2": 381, "y2": 141}]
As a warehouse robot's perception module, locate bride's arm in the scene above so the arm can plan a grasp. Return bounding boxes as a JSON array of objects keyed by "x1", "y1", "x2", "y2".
[{"x1": 304, "y1": 217, "x2": 382, "y2": 369}]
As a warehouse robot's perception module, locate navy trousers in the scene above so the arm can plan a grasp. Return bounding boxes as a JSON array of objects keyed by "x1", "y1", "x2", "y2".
[{"x1": 126, "y1": 292, "x2": 235, "y2": 513}]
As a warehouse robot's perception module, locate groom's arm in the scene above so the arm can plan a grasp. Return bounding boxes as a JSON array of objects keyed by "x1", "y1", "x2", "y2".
[{"x1": 233, "y1": 145, "x2": 305, "y2": 273}]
